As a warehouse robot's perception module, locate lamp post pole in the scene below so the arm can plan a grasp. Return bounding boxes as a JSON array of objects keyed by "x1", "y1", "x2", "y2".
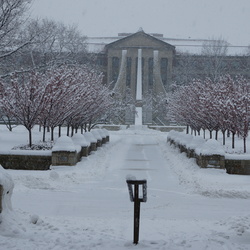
[{"x1": 126, "y1": 179, "x2": 147, "y2": 245}]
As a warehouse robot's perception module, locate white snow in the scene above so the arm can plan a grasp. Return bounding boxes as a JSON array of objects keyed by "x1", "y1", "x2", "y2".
[
  {"x1": 52, "y1": 136, "x2": 78, "y2": 152},
  {"x1": 84, "y1": 131, "x2": 98, "y2": 143},
  {"x1": 91, "y1": 129, "x2": 103, "y2": 141},
  {"x1": 0, "y1": 150, "x2": 52, "y2": 156},
  {"x1": 0, "y1": 166, "x2": 14, "y2": 213},
  {"x1": 199, "y1": 139, "x2": 225, "y2": 156},
  {"x1": 102, "y1": 128, "x2": 110, "y2": 137},
  {"x1": 134, "y1": 107, "x2": 142, "y2": 126},
  {"x1": 95, "y1": 129, "x2": 106, "y2": 139},
  {"x1": 0, "y1": 125, "x2": 250, "y2": 249},
  {"x1": 72, "y1": 133, "x2": 90, "y2": 147}
]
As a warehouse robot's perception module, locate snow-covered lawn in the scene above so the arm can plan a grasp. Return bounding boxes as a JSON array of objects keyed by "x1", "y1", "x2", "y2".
[{"x1": 0, "y1": 126, "x2": 250, "y2": 249}]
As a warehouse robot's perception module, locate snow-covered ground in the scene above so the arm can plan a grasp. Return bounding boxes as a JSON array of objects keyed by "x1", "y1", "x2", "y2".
[{"x1": 1, "y1": 126, "x2": 250, "y2": 249}]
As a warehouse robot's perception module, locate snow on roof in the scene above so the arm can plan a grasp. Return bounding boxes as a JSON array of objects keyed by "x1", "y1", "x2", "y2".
[{"x1": 86, "y1": 35, "x2": 248, "y2": 55}]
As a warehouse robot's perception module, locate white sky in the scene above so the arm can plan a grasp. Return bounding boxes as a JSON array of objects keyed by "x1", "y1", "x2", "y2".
[{"x1": 30, "y1": 0, "x2": 250, "y2": 46}]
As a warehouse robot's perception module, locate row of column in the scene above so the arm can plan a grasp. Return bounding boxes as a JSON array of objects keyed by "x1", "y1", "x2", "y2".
[{"x1": 113, "y1": 49, "x2": 164, "y2": 98}]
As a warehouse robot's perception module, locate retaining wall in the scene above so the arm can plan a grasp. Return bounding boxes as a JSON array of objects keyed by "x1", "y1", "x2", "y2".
[
  {"x1": 167, "y1": 136, "x2": 250, "y2": 174},
  {"x1": 0, "y1": 152, "x2": 51, "y2": 170}
]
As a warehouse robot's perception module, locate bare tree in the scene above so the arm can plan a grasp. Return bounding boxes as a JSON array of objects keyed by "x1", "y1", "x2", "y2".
[
  {"x1": 12, "y1": 19, "x2": 88, "y2": 73},
  {"x1": 0, "y1": 71, "x2": 48, "y2": 147},
  {"x1": 201, "y1": 37, "x2": 229, "y2": 81},
  {"x1": 0, "y1": 0, "x2": 33, "y2": 75}
]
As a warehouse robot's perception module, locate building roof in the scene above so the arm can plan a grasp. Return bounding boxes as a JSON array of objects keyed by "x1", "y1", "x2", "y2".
[
  {"x1": 104, "y1": 30, "x2": 175, "y2": 51},
  {"x1": 86, "y1": 31, "x2": 248, "y2": 55}
]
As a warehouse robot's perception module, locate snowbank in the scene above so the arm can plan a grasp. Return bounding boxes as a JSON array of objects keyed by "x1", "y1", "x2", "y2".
[
  {"x1": 95, "y1": 129, "x2": 106, "y2": 139},
  {"x1": 91, "y1": 130, "x2": 102, "y2": 141},
  {"x1": 198, "y1": 139, "x2": 225, "y2": 156},
  {"x1": 0, "y1": 150, "x2": 51, "y2": 156},
  {"x1": 71, "y1": 133, "x2": 90, "y2": 147},
  {"x1": 0, "y1": 166, "x2": 14, "y2": 219},
  {"x1": 102, "y1": 128, "x2": 110, "y2": 137},
  {"x1": 84, "y1": 132, "x2": 97, "y2": 143},
  {"x1": 52, "y1": 136, "x2": 80, "y2": 152},
  {"x1": 168, "y1": 131, "x2": 225, "y2": 156}
]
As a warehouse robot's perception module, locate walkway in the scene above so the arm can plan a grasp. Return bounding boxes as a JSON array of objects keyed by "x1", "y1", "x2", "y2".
[{"x1": 6, "y1": 128, "x2": 250, "y2": 250}]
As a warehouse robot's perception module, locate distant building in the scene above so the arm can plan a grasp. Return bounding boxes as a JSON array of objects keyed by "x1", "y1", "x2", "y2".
[{"x1": 86, "y1": 29, "x2": 249, "y2": 125}]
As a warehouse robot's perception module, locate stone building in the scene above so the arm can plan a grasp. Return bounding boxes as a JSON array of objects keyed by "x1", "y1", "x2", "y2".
[
  {"x1": 86, "y1": 29, "x2": 250, "y2": 125},
  {"x1": 92, "y1": 29, "x2": 176, "y2": 125},
  {"x1": 104, "y1": 29, "x2": 175, "y2": 98}
]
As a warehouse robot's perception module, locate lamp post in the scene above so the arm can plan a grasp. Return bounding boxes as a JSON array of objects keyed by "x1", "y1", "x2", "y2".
[{"x1": 126, "y1": 179, "x2": 147, "y2": 245}]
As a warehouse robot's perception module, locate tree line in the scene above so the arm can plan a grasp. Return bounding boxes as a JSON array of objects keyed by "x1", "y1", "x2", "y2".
[
  {"x1": 169, "y1": 75, "x2": 250, "y2": 153},
  {"x1": 0, "y1": 65, "x2": 113, "y2": 147},
  {"x1": 0, "y1": 0, "x2": 90, "y2": 78}
]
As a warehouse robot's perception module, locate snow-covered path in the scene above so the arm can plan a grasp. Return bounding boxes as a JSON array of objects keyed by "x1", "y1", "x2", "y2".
[{"x1": 1, "y1": 128, "x2": 250, "y2": 249}]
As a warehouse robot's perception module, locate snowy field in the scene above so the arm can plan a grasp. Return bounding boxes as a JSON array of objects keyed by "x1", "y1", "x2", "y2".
[{"x1": 1, "y1": 126, "x2": 250, "y2": 249}]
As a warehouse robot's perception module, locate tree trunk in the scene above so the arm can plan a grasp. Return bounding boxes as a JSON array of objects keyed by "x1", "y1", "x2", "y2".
[
  {"x1": 67, "y1": 124, "x2": 70, "y2": 136},
  {"x1": 88, "y1": 122, "x2": 91, "y2": 132},
  {"x1": 232, "y1": 132, "x2": 235, "y2": 149},
  {"x1": 51, "y1": 127, "x2": 54, "y2": 141},
  {"x1": 71, "y1": 126, "x2": 74, "y2": 137},
  {"x1": 43, "y1": 126, "x2": 46, "y2": 142},
  {"x1": 186, "y1": 125, "x2": 189, "y2": 134},
  {"x1": 9, "y1": 123, "x2": 12, "y2": 132},
  {"x1": 58, "y1": 125, "x2": 61, "y2": 137},
  {"x1": 28, "y1": 128, "x2": 32, "y2": 147},
  {"x1": 222, "y1": 131, "x2": 226, "y2": 145},
  {"x1": 203, "y1": 129, "x2": 206, "y2": 139},
  {"x1": 209, "y1": 130, "x2": 212, "y2": 139},
  {"x1": 215, "y1": 130, "x2": 218, "y2": 140},
  {"x1": 244, "y1": 137, "x2": 247, "y2": 153}
]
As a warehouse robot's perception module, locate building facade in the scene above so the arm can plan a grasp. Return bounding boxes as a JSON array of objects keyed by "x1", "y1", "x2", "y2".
[
  {"x1": 104, "y1": 29, "x2": 175, "y2": 97},
  {"x1": 98, "y1": 29, "x2": 175, "y2": 125},
  {"x1": 88, "y1": 29, "x2": 250, "y2": 125}
]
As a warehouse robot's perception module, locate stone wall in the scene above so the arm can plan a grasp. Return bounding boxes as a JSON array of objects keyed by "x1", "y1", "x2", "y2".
[
  {"x1": 52, "y1": 151, "x2": 80, "y2": 166},
  {"x1": 168, "y1": 138, "x2": 225, "y2": 169},
  {"x1": 167, "y1": 136, "x2": 250, "y2": 174},
  {"x1": 149, "y1": 126, "x2": 185, "y2": 132},
  {"x1": 0, "y1": 154, "x2": 51, "y2": 170},
  {"x1": 196, "y1": 154, "x2": 225, "y2": 169},
  {"x1": 0, "y1": 130, "x2": 109, "y2": 170},
  {"x1": 225, "y1": 159, "x2": 250, "y2": 175}
]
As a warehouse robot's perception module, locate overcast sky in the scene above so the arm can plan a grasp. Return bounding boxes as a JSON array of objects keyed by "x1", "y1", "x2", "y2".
[{"x1": 30, "y1": 0, "x2": 250, "y2": 46}]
